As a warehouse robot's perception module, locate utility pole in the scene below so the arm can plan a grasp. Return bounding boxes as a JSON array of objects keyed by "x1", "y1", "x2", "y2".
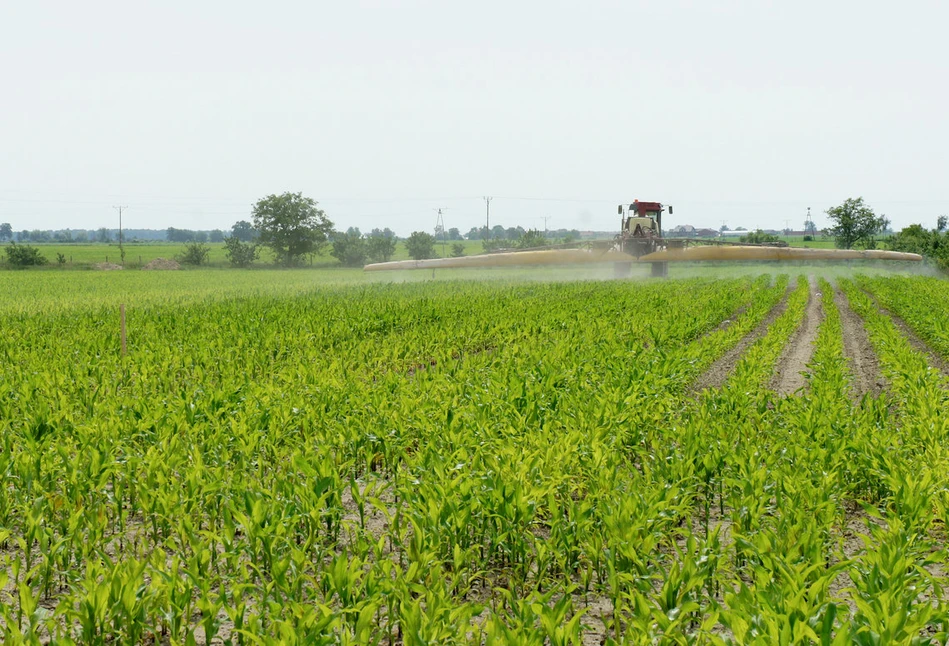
[
  {"x1": 541, "y1": 215, "x2": 552, "y2": 235},
  {"x1": 434, "y1": 208, "x2": 448, "y2": 258},
  {"x1": 483, "y1": 196, "x2": 492, "y2": 240},
  {"x1": 113, "y1": 205, "x2": 128, "y2": 266}
]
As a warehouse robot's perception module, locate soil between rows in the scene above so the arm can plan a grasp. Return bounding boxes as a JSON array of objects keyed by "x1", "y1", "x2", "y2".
[
  {"x1": 692, "y1": 285, "x2": 792, "y2": 392},
  {"x1": 769, "y1": 276, "x2": 822, "y2": 396},
  {"x1": 834, "y1": 288, "x2": 885, "y2": 399}
]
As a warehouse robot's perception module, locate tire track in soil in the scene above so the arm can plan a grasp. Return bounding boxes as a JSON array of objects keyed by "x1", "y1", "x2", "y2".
[
  {"x1": 692, "y1": 285, "x2": 792, "y2": 393},
  {"x1": 862, "y1": 290, "x2": 949, "y2": 380},
  {"x1": 834, "y1": 288, "x2": 885, "y2": 399},
  {"x1": 770, "y1": 276, "x2": 822, "y2": 396}
]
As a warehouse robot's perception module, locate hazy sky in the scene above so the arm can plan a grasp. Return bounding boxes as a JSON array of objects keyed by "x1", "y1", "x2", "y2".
[{"x1": 2, "y1": 0, "x2": 946, "y2": 236}]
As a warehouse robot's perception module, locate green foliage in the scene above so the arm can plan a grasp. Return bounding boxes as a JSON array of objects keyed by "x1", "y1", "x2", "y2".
[
  {"x1": 405, "y1": 231, "x2": 436, "y2": 260},
  {"x1": 515, "y1": 229, "x2": 548, "y2": 249},
  {"x1": 1, "y1": 271, "x2": 949, "y2": 641},
  {"x1": 366, "y1": 231, "x2": 397, "y2": 263},
  {"x1": 176, "y1": 241, "x2": 210, "y2": 266},
  {"x1": 482, "y1": 238, "x2": 506, "y2": 253},
  {"x1": 231, "y1": 220, "x2": 258, "y2": 242},
  {"x1": 4, "y1": 243, "x2": 49, "y2": 267},
  {"x1": 223, "y1": 236, "x2": 260, "y2": 268},
  {"x1": 329, "y1": 230, "x2": 368, "y2": 267},
  {"x1": 0, "y1": 222, "x2": 12, "y2": 241},
  {"x1": 450, "y1": 242, "x2": 465, "y2": 258},
  {"x1": 887, "y1": 224, "x2": 949, "y2": 271},
  {"x1": 826, "y1": 197, "x2": 889, "y2": 249},
  {"x1": 740, "y1": 229, "x2": 782, "y2": 244},
  {"x1": 252, "y1": 192, "x2": 334, "y2": 266}
]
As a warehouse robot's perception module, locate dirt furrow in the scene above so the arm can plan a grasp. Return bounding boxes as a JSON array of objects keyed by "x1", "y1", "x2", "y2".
[
  {"x1": 862, "y1": 290, "x2": 949, "y2": 380},
  {"x1": 770, "y1": 276, "x2": 823, "y2": 396},
  {"x1": 692, "y1": 286, "x2": 791, "y2": 393},
  {"x1": 834, "y1": 288, "x2": 884, "y2": 399}
]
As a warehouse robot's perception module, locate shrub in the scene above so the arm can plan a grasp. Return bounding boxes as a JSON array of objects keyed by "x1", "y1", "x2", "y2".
[
  {"x1": 177, "y1": 242, "x2": 210, "y2": 266},
  {"x1": 405, "y1": 231, "x2": 437, "y2": 260},
  {"x1": 330, "y1": 231, "x2": 368, "y2": 267},
  {"x1": 4, "y1": 243, "x2": 49, "y2": 267},
  {"x1": 223, "y1": 236, "x2": 259, "y2": 268}
]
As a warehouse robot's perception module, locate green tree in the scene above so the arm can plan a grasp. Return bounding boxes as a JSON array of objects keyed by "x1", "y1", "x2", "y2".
[
  {"x1": 176, "y1": 242, "x2": 210, "y2": 266},
  {"x1": 740, "y1": 229, "x2": 781, "y2": 244},
  {"x1": 0, "y1": 223, "x2": 12, "y2": 241},
  {"x1": 826, "y1": 197, "x2": 888, "y2": 249},
  {"x1": 223, "y1": 236, "x2": 259, "y2": 268},
  {"x1": 367, "y1": 231, "x2": 397, "y2": 262},
  {"x1": 405, "y1": 231, "x2": 437, "y2": 260},
  {"x1": 231, "y1": 220, "x2": 258, "y2": 242},
  {"x1": 4, "y1": 243, "x2": 49, "y2": 267},
  {"x1": 450, "y1": 242, "x2": 465, "y2": 257},
  {"x1": 483, "y1": 238, "x2": 505, "y2": 252},
  {"x1": 209, "y1": 229, "x2": 225, "y2": 243},
  {"x1": 888, "y1": 224, "x2": 949, "y2": 271},
  {"x1": 330, "y1": 230, "x2": 368, "y2": 267},
  {"x1": 938, "y1": 215, "x2": 947, "y2": 232},
  {"x1": 515, "y1": 229, "x2": 547, "y2": 249},
  {"x1": 252, "y1": 192, "x2": 333, "y2": 266},
  {"x1": 96, "y1": 228, "x2": 111, "y2": 243}
]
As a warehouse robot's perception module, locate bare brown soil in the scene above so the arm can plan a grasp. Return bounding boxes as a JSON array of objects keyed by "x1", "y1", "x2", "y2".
[
  {"x1": 835, "y1": 289, "x2": 885, "y2": 399},
  {"x1": 692, "y1": 287, "x2": 791, "y2": 392},
  {"x1": 94, "y1": 262, "x2": 124, "y2": 271},
  {"x1": 142, "y1": 257, "x2": 181, "y2": 270},
  {"x1": 770, "y1": 277, "x2": 823, "y2": 396}
]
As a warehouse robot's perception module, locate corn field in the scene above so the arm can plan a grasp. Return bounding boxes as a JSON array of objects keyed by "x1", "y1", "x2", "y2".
[{"x1": 2, "y1": 269, "x2": 949, "y2": 644}]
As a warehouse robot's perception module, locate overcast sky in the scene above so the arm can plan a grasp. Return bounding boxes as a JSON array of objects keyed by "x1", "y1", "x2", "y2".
[{"x1": 1, "y1": 0, "x2": 946, "y2": 236}]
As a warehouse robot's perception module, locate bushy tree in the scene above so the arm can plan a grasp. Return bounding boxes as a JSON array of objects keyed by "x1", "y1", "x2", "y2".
[
  {"x1": 740, "y1": 229, "x2": 781, "y2": 244},
  {"x1": 209, "y1": 229, "x2": 225, "y2": 243},
  {"x1": 483, "y1": 239, "x2": 506, "y2": 252},
  {"x1": 0, "y1": 223, "x2": 12, "y2": 241},
  {"x1": 4, "y1": 243, "x2": 48, "y2": 267},
  {"x1": 888, "y1": 224, "x2": 949, "y2": 271},
  {"x1": 826, "y1": 197, "x2": 888, "y2": 249},
  {"x1": 367, "y1": 230, "x2": 397, "y2": 263},
  {"x1": 231, "y1": 220, "x2": 258, "y2": 242},
  {"x1": 515, "y1": 229, "x2": 547, "y2": 249},
  {"x1": 252, "y1": 192, "x2": 333, "y2": 266},
  {"x1": 223, "y1": 236, "x2": 259, "y2": 268},
  {"x1": 450, "y1": 242, "x2": 465, "y2": 257},
  {"x1": 405, "y1": 231, "x2": 436, "y2": 260},
  {"x1": 330, "y1": 231, "x2": 368, "y2": 267},
  {"x1": 176, "y1": 242, "x2": 210, "y2": 266}
]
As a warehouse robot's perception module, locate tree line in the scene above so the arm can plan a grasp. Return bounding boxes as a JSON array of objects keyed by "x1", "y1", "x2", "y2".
[{"x1": 6, "y1": 194, "x2": 945, "y2": 270}]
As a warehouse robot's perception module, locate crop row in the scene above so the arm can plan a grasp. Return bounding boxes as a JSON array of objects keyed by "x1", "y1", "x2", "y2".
[{"x1": 2, "y1": 271, "x2": 948, "y2": 643}]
